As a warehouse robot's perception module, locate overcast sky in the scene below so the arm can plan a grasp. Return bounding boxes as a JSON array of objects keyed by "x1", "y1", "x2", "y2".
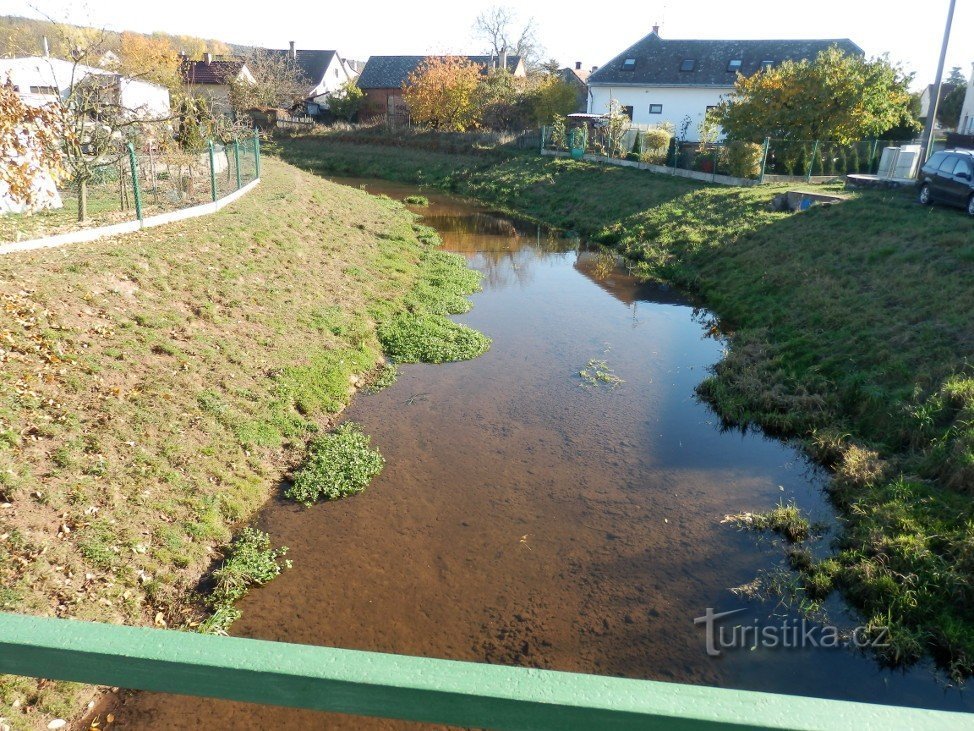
[{"x1": 2, "y1": 0, "x2": 971, "y2": 89}]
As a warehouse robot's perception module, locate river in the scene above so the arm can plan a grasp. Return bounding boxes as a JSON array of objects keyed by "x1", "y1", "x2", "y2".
[{"x1": 110, "y1": 177, "x2": 971, "y2": 728}]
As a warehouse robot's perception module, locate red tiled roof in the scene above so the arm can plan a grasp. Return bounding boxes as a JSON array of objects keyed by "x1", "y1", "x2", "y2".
[{"x1": 181, "y1": 59, "x2": 245, "y2": 85}]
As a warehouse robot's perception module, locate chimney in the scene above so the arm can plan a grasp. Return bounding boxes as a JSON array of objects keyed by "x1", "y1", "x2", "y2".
[
  {"x1": 591, "y1": 65, "x2": 598, "y2": 73},
  {"x1": 204, "y1": 52, "x2": 212, "y2": 64},
  {"x1": 42, "y1": 35, "x2": 49, "y2": 57},
  {"x1": 289, "y1": 41, "x2": 296, "y2": 60},
  {"x1": 652, "y1": 23, "x2": 660, "y2": 34},
  {"x1": 575, "y1": 61, "x2": 582, "y2": 70}
]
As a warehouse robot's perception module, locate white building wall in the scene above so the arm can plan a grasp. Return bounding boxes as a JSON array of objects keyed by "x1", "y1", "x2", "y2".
[
  {"x1": 959, "y1": 65, "x2": 974, "y2": 135},
  {"x1": 310, "y1": 55, "x2": 354, "y2": 101},
  {"x1": 588, "y1": 85, "x2": 732, "y2": 141}
]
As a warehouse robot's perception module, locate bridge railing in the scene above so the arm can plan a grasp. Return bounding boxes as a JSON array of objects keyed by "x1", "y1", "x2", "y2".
[{"x1": 0, "y1": 613, "x2": 968, "y2": 730}]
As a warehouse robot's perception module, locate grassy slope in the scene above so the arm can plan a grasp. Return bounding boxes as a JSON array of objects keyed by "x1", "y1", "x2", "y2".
[
  {"x1": 0, "y1": 157, "x2": 466, "y2": 727},
  {"x1": 277, "y1": 135, "x2": 974, "y2": 676}
]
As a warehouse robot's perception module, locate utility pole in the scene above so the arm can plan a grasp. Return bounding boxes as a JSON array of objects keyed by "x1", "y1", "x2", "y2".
[{"x1": 920, "y1": 0, "x2": 957, "y2": 167}]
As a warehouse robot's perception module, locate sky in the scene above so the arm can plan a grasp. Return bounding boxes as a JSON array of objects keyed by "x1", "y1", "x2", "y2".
[{"x1": 2, "y1": 0, "x2": 971, "y2": 90}]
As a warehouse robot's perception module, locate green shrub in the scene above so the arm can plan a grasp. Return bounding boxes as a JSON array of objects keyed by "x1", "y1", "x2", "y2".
[
  {"x1": 724, "y1": 141, "x2": 763, "y2": 179},
  {"x1": 403, "y1": 195, "x2": 429, "y2": 206},
  {"x1": 286, "y1": 422, "x2": 384, "y2": 505},
  {"x1": 643, "y1": 126, "x2": 671, "y2": 153}
]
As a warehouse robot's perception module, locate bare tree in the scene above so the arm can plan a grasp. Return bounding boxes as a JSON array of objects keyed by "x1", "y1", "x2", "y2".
[
  {"x1": 473, "y1": 6, "x2": 542, "y2": 70},
  {"x1": 229, "y1": 49, "x2": 310, "y2": 112}
]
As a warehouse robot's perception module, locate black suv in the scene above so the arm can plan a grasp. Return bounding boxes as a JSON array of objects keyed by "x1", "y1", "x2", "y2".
[{"x1": 917, "y1": 149, "x2": 974, "y2": 215}]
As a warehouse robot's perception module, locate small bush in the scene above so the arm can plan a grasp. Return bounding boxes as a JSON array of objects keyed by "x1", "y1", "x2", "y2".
[
  {"x1": 403, "y1": 195, "x2": 429, "y2": 206},
  {"x1": 643, "y1": 126, "x2": 671, "y2": 153},
  {"x1": 286, "y1": 422, "x2": 385, "y2": 505}
]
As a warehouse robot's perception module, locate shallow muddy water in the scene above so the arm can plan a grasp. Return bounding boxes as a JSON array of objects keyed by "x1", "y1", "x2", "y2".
[{"x1": 113, "y1": 178, "x2": 972, "y2": 727}]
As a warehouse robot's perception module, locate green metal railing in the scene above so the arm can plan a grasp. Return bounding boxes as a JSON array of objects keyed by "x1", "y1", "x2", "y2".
[{"x1": 0, "y1": 613, "x2": 968, "y2": 729}]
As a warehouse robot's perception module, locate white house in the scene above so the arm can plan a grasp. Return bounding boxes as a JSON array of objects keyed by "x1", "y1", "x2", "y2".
[
  {"x1": 270, "y1": 43, "x2": 357, "y2": 111},
  {"x1": 0, "y1": 56, "x2": 170, "y2": 118},
  {"x1": 587, "y1": 28, "x2": 862, "y2": 141},
  {"x1": 958, "y1": 64, "x2": 974, "y2": 135}
]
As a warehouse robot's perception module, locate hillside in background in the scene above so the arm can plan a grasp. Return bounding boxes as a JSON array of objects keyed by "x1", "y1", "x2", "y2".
[{"x1": 0, "y1": 14, "x2": 232, "y2": 59}]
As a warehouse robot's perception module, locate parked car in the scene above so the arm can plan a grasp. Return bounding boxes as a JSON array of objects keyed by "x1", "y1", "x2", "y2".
[{"x1": 917, "y1": 149, "x2": 974, "y2": 215}]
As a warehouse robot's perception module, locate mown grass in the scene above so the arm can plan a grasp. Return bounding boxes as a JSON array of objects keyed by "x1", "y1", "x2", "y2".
[
  {"x1": 0, "y1": 156, "x2": 486, "y2": 727},
  {"x1": 277, "y1": 133, "x2": 974, "y2": 678}
]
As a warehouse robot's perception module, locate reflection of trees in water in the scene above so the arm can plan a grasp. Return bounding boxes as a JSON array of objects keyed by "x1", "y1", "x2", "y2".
[{"x1": 473, "y1": 246, "x2": 541, "y2": 289}]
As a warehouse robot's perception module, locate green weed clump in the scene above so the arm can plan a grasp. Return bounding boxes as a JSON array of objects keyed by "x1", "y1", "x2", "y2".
[
  {"x1": 201, "y1": 528, "x2": 290, "y2": 634},
  {"x1": 403, "y1": 195, "x2": 430, "y2": 206},
  {"x1": 378, "y1": 313, "x2": 490, "y2": 363},
  {"x1": 286, "y1": 422, "x2": 385, "y2": 505},
  {"x1": 404, "y1": 249, "x2": 483, "y2": 315},
  {"x1": 725, "y1": 501, "x2": 810, "y2": 543},
  {"x1": 368, "y1": 362, "x2": 398, "y2": 392},
  {"x1": 378, "y1": 249, "x2": 491, "y2": 363}
]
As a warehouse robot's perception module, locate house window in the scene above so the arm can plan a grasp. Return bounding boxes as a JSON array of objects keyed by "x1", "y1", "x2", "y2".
[
  {"x1": 680, "y1": 59, "x2": 696, "y2": 72},
  {"x1": 649, "y1": 104, "x2": 663, "y2": 114},
  {"x1": 621, "y1": 105, "x2": 634, "y2": 120},
  {"x1": 727, "y1": 59, "x2": 742, "y2": 72},
  {"x1": 29, "y1": 85, "x2": 57, "y2": 95},
  {"x1": 621, "y1": 58, "x2": 636, "y2": 70}
]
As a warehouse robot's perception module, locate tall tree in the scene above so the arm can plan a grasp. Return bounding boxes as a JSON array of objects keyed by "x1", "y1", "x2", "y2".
[
  {"x1": 402, "y1": 56, "x2": 482, "y2": 131},
  {"x1": 526, "y1": 75, "x2": 577, "y2": 124},
  {"x1": 716, "y1": 47, "x2": 918, "y2": 143},
  {"x1": 473, "y1": 5, "x2": 542, "y2": 69}
]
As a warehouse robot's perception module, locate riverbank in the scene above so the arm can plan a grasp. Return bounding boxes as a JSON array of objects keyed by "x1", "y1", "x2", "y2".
[
  {"x1": 276, "y1": 135, "x2": 974, "y2": 678},
  {"x1": 0, "y1": 158, "x2": 483, "y2": 728}
]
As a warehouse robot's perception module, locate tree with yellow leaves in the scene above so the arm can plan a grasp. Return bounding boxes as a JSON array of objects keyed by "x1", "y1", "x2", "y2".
[
  {"x1": 117, "y1": 32, "x2": 181, "y2": 92},
  {"x1": 715, "y1": 46, "x2": 918, "y2": 144},
  {"x1": 402, "y1": 56, "x2": 482, "y2": 131}
]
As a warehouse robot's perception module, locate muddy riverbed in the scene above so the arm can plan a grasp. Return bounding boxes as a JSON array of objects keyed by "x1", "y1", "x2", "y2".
[{"x1": 110, "y1": 178, "x2": 972, "y2": 728}]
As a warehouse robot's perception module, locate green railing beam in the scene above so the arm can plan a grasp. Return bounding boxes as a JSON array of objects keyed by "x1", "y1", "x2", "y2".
[{"x1": 0, "y1": 613, "x2": 967, "y2": 730}]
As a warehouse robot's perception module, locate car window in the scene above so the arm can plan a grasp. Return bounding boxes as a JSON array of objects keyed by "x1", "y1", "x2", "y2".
[
  {"x1": 951, "y1": 158, "x2": 972, "y2": 177},
  {"x1": 939, "y1": 154, "x2": 958, "y2": 172},
  {"x1": 925, "y1": 151, "x2": 948, "y2": 171}
]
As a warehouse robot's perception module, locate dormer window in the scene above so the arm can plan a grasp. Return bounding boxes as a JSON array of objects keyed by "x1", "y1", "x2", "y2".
[
  {"x1": 680, "y1": 59, "x2": 696, "y2": 72},
  {"x1": 727, "y1": 59, "x2": 743, "y2": 73},
  {"x1": 621, "y1": 58, "x2": 636, "y2": 70}
]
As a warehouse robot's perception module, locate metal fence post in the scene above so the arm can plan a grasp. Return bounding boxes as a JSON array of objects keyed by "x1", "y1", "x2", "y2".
[
  {"x1": 806, "y1": 140, "x2": 819, "y2": 183},
  {"x1": 126, "y1": 142, "x2": 143, "y2": 223},
  {"x1": 254, "y1": 129, "x2": 261, "y2": 178},
  {"x1": 758, "y1": 137, "x2": 771, "y2": 184},
  {"x1": 233, "y1": 141, "x2": 242, "y2": 190},
  {"x1": 208, "y1": 141, "x2": 217, "y2": 202},
  {"x1": 712, "y1": 145, "x2": 719, "y2": 182}
]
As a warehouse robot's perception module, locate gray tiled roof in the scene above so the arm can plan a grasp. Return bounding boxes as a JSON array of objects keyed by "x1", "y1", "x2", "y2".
[
  {"x1": 588, "y1": 31, "x2": 863, "y2": 87},
  {"x1": 357, "y1": 55, "x2": 522, "y2": 89},
  {"x1": 264, "y1": 49, "x2": 338, "y2": 85}
]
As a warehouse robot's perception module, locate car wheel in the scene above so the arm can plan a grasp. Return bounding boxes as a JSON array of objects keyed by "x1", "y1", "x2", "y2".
[
  {"x1": 919, "y1": 184, "x2": 932, "y2": 205},
  {"x1": 968, "y1": 195, "x2": 974, "y2": 217}
]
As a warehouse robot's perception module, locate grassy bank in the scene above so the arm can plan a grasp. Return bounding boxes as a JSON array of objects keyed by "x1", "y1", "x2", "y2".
[
  {"x1": 277, "y1": 134, "x2": 974, "y2": 678},
  {"x1": 0, "y1": 156, "x2": 485, "y2": 727}
]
